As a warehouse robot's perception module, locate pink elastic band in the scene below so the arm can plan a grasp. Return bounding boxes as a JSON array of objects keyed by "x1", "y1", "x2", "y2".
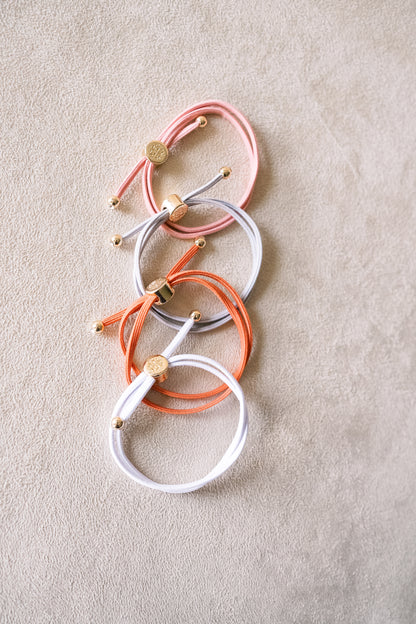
[{"x1": 115, "y1": 100, "x2": 259, "y2": 239}]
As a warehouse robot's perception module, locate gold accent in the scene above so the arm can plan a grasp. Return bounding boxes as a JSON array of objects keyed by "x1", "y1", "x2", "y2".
[
  {"x1": 220, "y1": 166, "x2": 232, "y2": 178},
  {"x1": 110, "y1": 234, "x2": 123, "y2": 247},
  {"x1": 197, "y1": 116, "x2": 207, "y2": 127},
  {"x1": 194, "y1": 236, "x2": 206, "y2": 248},
  {"x1": 143, "y1": 355, "x2": 169, "y2": 383},
  {"x1": 189, "y1": 310, "x2": 201, "y2": 322},
  {"x1": 145, "y1": 277, "x2": 174, "y2": 305},
  {"x1": 144, "y1": 140, "x2": 169, "y2": 165},
  {"x1": 107, "y1": 195, "x2": 120, "y2": 209},
  {"x1": 161, "y1": 194, "x2": 188, "y2": 223},
  {"x1": 91, "y1": 320, "x2": 104, "y2": 334},
  {"x1": 111, "y1": 417, "x2": 123, "y2": 429}
]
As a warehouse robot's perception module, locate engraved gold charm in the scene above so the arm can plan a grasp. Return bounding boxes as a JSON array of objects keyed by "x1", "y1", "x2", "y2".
[
  {"x1": 144, "y1": 141, "x2": 169, "y2": 165},
  {"x1": 145, "y1": 277, "x2": 174, "y2": 305},
  {"x1": 143, "y1": 354, "x2": 169, "y2": 383},
  {"x1": 161, "y1": 194, "x2": 188, "y2": 223}
]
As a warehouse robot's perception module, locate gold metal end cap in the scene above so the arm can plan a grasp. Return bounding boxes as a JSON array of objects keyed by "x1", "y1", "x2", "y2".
[
  {"x1": 108, "y1": 196, "x2": 120, "y2": 209},
  {"x1": 189, "y1": 310, "x2": 202, "y2": 322},
  {"x1": 91, "y1": 320, "x2": 104, "y2": 334},
  {"x1": 194, "y1": 236, "x2": 206, "y2": 248},
  {"x1": 110, "y1": 234, "x2": 123, "y2": 247},
  {"x1": 111, "y1": 417, "x2": 123, "y2": 429},
  {"x1": 144, "y1": 140, "x2": 169, "y2": 165},
  {"x1": 197, "y1": 116, "x2": 207, "y2": 127},
  {"x1": 145, "y1": 277, "x2": 174, "y2": 305},
  {"x1": 143, "y1": 354, "x2": 169, "y2": 383},
  {"x1": 220, "y1": 166, "x2": 232, "y2": 178}
]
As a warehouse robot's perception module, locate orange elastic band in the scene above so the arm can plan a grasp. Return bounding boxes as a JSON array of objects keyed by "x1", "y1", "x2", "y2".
[{"x1": 102, "y1": 244, "x2": 253, "y2": 414}]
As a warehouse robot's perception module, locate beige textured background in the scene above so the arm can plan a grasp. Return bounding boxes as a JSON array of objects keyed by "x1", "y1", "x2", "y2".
[{"x1": 1, "y1": 1, "x2": 415, "y2": 622}]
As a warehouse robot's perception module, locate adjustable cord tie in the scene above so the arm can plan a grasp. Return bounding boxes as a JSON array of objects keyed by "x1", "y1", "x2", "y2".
[
  {"x1": 92, "y1": 243, "x2": 252, "y2": 415},
  {"x1": 109, "y1": 319, "x2": 248, "y2": 494},
  {"x1": 106, "y1": 99, "x2": 259, "y2": 238},
  {"x1": 108, "y1": 172, "x2": 263, "y2": 333}
]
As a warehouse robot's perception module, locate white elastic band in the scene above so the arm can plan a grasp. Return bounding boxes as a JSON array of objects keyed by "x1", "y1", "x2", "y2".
[
  {"x1": 109, "y1": 319, "x2": 248, "y2": 493},
  {"x1": 124, "y1": 174, "x2": 262, "y2": 333}
]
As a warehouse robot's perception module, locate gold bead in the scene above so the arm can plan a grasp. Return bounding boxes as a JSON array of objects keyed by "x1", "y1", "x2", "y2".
[
  {"x1": 197, "y1": 116, "x2": 207, "y2": 128},
  {"x1": 195, "y1": 236, "x2": 206, "y2": 248},
  {"x1": 145, "y1": 277, "x2": 175, "y2": 305},
  {"x1": 110, "y1": 234, "x2": 123, "y2": 247},
  {"x1": 143, "y1": 355, "x2": 169, "y2": 383},
  {"x1": 144, "y1": 140, "x2": 169, "y2": 165},
  {"x1": 161, "y1": 194, "x2": 188, "y2": 223},
  {"x1": 107, "y1": 195, "x2": 120, "y2": 209},
  {"x1": 189, "y1": 310, "x2": 201, "y2": 322},
  {"x1": 111, "y1": 417, "x2": 123, "y2": 429},
  {"x1": 220, "y1": 166, "x2": 232, "y2": 178},
  {"x1": 91, "y1": 320, "x2": 104, "y2": 334}
]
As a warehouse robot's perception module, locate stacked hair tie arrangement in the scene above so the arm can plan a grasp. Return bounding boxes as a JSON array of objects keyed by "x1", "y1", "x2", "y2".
[{"x1": 92, "y1": 100, "x2": 262, "y2": 493}]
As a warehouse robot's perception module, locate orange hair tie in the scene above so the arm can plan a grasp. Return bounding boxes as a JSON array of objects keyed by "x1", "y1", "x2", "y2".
[{"x1": 100, "y1": 243, "x2": 252, "y2": 415}]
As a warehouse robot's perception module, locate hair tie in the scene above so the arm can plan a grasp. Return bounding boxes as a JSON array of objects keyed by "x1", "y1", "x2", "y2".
[
  {"x1": 109, "y1": 316, "x2": 248, "y2": 493},
  {"x1": 93, "y1": 242, "x2": 252, "y2": 414},
  {"x1": 107, "y1": 100, "x2": 259, "y2": 238},
  {"x1": 109, "y1": 172, "x2": 262, "y2": 332}
]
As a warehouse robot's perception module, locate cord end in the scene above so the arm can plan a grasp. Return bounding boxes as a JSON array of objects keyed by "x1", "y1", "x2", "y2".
[
  {"x1": 194, "y1": 237, "x2": 206, "y2": 248},
  {"x1": 189, "y1": 310, "x2": 202, "y2": 322},
  {"x1": 220, "y1": 166, "x2": 232, "y2": 179},
  {"x1": 107, "y1": 196, "x2": 120, "y2": 209},
  {"x1": 91, "y1": 320, "x2": 104, "y2": 334},
  {"x1": 110, "y1": 234, "x2": 123, "y2": 247}
]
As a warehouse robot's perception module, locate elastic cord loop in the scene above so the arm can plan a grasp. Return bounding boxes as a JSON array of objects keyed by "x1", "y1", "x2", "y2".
[
  {"x1": 101, "y1": 245, "x2": 252, "y2": 414},
  {"x1": 130, "y1": 190, "x2": 262, "y2": 333},
  {"x1": 109, "y1": 353, "x2": 248, "y2": 493},
  {"x1": 113, "y1": 100, "x2": 259, "y2": 238}
]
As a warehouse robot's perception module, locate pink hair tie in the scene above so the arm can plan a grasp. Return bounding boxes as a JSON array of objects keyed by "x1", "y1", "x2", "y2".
[{"x1": 107, "y1": 100, "x2": 259, "y2": 239}]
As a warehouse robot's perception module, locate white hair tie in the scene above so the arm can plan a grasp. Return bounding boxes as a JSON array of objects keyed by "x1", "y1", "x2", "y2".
[
  {"x1": 109, "y1": 171, "x2": 263, "y2": 333},
  {"x1": 109, "y1": 317, "x2": 248, "y2": 493}
]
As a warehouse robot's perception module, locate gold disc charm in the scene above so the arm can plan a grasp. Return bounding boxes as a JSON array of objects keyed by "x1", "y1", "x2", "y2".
[
  {"x1": 144, "y1": 141, "x2": 169, "y2": 165},
  {"x1": 143, "y1": 355, "x2": 169, "y2": 383}
]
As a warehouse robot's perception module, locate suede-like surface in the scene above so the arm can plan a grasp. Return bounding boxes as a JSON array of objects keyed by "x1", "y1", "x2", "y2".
[{"x1": 1, "y1": 1, "x2": 415, "y2": 622}]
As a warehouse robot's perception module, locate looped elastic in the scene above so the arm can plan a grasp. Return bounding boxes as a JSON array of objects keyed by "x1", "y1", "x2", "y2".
[
  {"x1": 114, "y1": 100, "x2": 259, "y2": 239},
  {"x1": 109, "y1": 316, "x2": 248, "y2": 493},
  {"x1": 101, "y1": 243, "x2": 252, "y2": 414},
  {"x1": 121, "y1": 173, "x2": 262, "y2": 332},
  {"x1": 129, "y1": 181, "x2": 262, "y2": 333}
]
